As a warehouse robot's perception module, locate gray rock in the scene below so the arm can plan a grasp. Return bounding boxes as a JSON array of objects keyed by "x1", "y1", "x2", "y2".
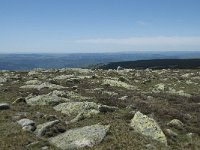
[
  {"x1": 0, "y1": 103, "x2": 10, "y2": 110},
  {"x1": 49, "y1": 124, "x2": 110, "y2": 150},
  {"x1": 17, "y1": 118, "x2": 35, "y2": 127},
  {"x1": 20, "y1": 82, "x2": 65, "y2": 90},
  {"x1": 165, "y1": 129, "x2": 178, "y2": 138},
  {"x1": 35, "y1": 120, "x2": 60, "y2": 137},
  {"x1": 22, "y1": 125, "x2": 36, "y2": 132},
  {"x1": 0, "y1": 77, "x2": 7, "y2": 83},
  {"x1": 98, "y1": 105, "x2": 118, "y2": 113},
  {"x1": 167, "y1": 119, "x2": 184, "y2": 129},
  {"x1": 17, "y1": 118, "x2": 36, "y2": 131},
  {"x1": 42, "y1": 146, "x2": 49, "y2": 150},
  {"x1": 130, "y1": 111, "x2": 167, "y2": 145},
  {"x1": 53, "y1": 102, "x2": 99, "y2": 117},
  {"x1": 26, "y1": 94, "x2": 70, "y2": 106},
  {"x1": 12, "y1": 97, "x2": 26, "y2": 104}
]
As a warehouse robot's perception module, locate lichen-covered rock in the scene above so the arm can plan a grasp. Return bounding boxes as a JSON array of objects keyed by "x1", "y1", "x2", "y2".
[
  {"x1": 66, "y1": 91, "x2": 91, "y2": 101},
  {"x1": 0, "y1": 77, "x2": 7, "y2": 83},
  {"x1": 25, "y1": 80, "x2": 42, "y2": 85},
  {"x1": 26, "y1": 94, "x2": 70, "y2": 106},
  {"x1": 154, "y1": 83, "x2": 165, "y2": 92},
  {"x1": 0, "y1": 103, "x2": 10, "y2": 110},
  {"x1": 51, "y1": 90, "x2": 68, "y2": 98},
  {"x1": 103, "y1": 79, "x2": 136, "y2": 90},
  {"x1": 130, "y1": 111, "x2": 167, "y2": 145},
  {"x1": 20, "y1": 82, "x2": 65, "y2": 90},
  {"x1": 49, "y1": 124, "x2": 110, "y2": 150},
  {"x1": 53, "y1": 102, "x2": 99, "y2": 117},
  {"x1": 167, "y1": 119, "x2": 184, "y2": 129},
  {"x1": 35, "y1": 120, "x2": 60, "y2": 137}
]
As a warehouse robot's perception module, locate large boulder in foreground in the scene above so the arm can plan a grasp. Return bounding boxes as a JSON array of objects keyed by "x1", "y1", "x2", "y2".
[
  {"x1": 49, "y1": 124, "x2": 110, "y2": 150},
  {"x1": 130, "y1": 111, "x2": 167, "y2": 145}
]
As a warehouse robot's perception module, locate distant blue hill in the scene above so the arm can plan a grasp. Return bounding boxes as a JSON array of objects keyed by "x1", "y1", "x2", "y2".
[{"x1": 0, "y1": 51, "x2": 200, "y2": 70}]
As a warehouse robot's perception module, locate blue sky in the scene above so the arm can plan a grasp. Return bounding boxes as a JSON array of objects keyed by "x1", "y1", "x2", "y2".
[{"x1": 0, "y1": 0, "x2": 200, "y2": 53}]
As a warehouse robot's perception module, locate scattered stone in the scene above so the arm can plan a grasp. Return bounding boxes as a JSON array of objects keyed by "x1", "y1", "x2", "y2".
[
  {"x1": 17, "y1": 118, "x2": 35, "y2": 127},
  {"x1": 12, "y1": 97, "x2": 26, "y2": 104},
  {"x1": 17, "y1": 118, "x2": 36, "y2": 131},
  {"x1": 0, "y1": 77, "x2": 7, "y2": 83},
  {"x1": 42, "y1": 146, "x2": 49, "y2": 150},
  {"x1": 103, "y1": 79, "x2": 136, "y2": 90},
  {"x1": 167, "y1": 119, "x2": 184, "y2": 130},
  {"x1": 20, "y1": 82, "x2": 65, "y2": 90},
  {"x1": 155, "y1": 83, "x2": 165, "y2": 92},
  {"x1": 51, "y1": 90, "x2": 68, "y2": 98},
  {"x1": 102, "y1": 91, "x2": 118, "y2": 96},
  {"x1": 129, "y1": 111, "x2": 136, "y2": 116},
  {"x1": 147, "y1": 96, "x2": 154, "y2": 101},
  {"x1": 130, "y1": 111, "x2": 167, "y2": 145},
  {"x1": 26, "y1": 94, "x2": 70, "y2": 106},
  {"x1": 165, "y1": 129, "x2": 178, "y2": 138},
  {"x1": 98, "y1": 105, "x2": 118, "y2": 113},
  {"x1": 53, "y1": 102, "x2": 99, "y2": 117},
  {"x1": 119, "y1": 96, "x2": 128, "y2": 100},
  {"x1": 186, "y1": 133, "x2": 196, "y2": 142},
  {"x1": 28, "y1": 70, "x2": 40, "y2": 76},
  {"x1": 35, "y1": 120, "x2": 60, "y2": 137},
  {"x1": 49, "y1": 124, "x2": 110, "y2": 150},
  {"x1": 23, "y1": 125, "x2": 36, "y2": 132},
  {"x1": 25, "y1": 79, "x2": 42, "y2": 85},
  {"x1": 0, "y1": 103, "x2": 10, "y2": 110},
  {"x1": 26, "y1": 141, "x2": 39, "y2": 147}
]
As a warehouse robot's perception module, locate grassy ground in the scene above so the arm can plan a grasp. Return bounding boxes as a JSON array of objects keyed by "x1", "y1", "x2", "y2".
[{"x1": 0, "y1": 69, "x2": 200, "y2": 150}]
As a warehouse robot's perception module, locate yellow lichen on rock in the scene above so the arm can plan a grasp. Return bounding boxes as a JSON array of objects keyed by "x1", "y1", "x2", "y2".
[{"x1": 130, "y1": 111, "x2": 167, "y2": 145}]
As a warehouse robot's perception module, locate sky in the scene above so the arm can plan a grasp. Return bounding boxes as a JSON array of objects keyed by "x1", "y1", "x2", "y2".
[{"x1": 0, "y1": 0, "x2": 200, "y2": 53}]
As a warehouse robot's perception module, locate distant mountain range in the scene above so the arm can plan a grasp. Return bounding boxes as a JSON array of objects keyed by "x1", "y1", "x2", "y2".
[{"x1": 1, "y1": 51, "x2": 200, "y2": 70}]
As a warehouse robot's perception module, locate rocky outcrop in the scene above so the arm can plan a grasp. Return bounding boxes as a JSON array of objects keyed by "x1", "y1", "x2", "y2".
[
  {"x1": 130, "y1": 111, "x2": 167, "y2": 145},
  {"x1": 49, "y1": 124, "x2": 110, "y2": 150}
]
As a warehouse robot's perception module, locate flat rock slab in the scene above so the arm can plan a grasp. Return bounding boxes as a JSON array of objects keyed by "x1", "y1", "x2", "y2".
[
  {"x1": 0, "y1": 103, "x2": 10, "y2": 110},
  {"x1": 20, "y1": 82, "x2": 65, "y2": 90},
  {"x1": 130, "y1": 111, "x2": 167, "y2": 145},
  {"x1": 53, "y1": 102, "x2": 99, "y2": 117},
  {"x1": 49, "y1": 124, "x2": 110, "y2": 150},
  {"x1": 26, "y1": 94, "x2": 70, "y2": 106}
]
